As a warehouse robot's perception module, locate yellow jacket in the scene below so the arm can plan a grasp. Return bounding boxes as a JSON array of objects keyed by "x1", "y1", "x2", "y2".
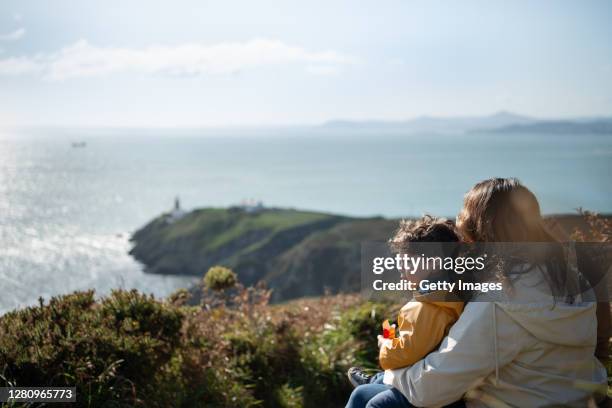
[{"x1": 379, "y1": 293, "x2": 464, "y2": 370}]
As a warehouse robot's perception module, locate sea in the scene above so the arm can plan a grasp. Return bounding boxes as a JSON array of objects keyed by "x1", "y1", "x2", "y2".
[{"x1": 1, "y1": 128, "x2": 611, "y2": 313}]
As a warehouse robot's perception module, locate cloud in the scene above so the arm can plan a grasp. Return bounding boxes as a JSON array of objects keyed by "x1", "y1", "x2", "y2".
[
  {"x1": 0, "y1": 38, "x2": 355, "y2": 80},
  {"x1": 306, "y1": 65, "x2": 342, "y2": 76},
  {"x1": 0, "y1": 56, "x2": 41, "y2": 75},
  {"x1": 0, "y1": 28, "x2": 26, "y2": 42}
]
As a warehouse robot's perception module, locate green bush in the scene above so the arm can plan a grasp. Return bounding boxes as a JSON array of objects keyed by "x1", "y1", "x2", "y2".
[
  {"x1": 0, "y1": 290, "x2": 255, "y2": 407},
  {"x1": 0, "y1": 289, "x2": 375, "y2": 407},
  {"x1": 204, "y1": 266, "x2": 238, "y2": 291}
]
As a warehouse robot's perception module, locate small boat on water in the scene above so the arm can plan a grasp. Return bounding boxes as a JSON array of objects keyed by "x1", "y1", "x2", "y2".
[{"x1": 71, "y1": 141, "x2": 87, "y2": 148}]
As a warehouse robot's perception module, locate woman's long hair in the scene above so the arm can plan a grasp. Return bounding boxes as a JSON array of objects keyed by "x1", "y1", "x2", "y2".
[{"x1": 457, "y1": 178, "x2": 572, "y2": 300}]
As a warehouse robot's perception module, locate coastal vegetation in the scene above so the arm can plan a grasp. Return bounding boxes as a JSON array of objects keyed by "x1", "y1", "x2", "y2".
[{"x1": 0, "y1": 269, "x2": 392, "y2": 407}]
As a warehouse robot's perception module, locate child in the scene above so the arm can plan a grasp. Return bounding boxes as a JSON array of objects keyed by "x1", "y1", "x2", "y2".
[{"x1": 348, "y1": 215, "x2": 464, "y2": 387}]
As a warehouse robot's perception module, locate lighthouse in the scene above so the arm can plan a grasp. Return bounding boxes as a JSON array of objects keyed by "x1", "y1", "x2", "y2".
[{"x1": 168, "y1": 196, "x2": 186, "y2": 223}]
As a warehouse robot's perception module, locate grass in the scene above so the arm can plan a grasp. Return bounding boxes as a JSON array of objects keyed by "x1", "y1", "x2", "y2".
[{"x1": 165, "y1": 208, "x2": 334, "y2": 251}]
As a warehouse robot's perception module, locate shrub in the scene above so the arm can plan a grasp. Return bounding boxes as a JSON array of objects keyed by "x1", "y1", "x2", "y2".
[
  {"x1": 0, "y1": 288, "x2": 370, "y2": 407},
  {"x1": 204, "y1": 266, "x2": 238, "y2": 291},
  {"x1": 167, "y1": 288, "x2": 191, "y2": 307},
  {"x1": 299, "y1": 301, "x2": 393, "y2": 408},
  {"x1": 571, "y1": 208, "x2": 612, "y2": 242},
  {"x1": 0, "y1": 290, "x2": 264, "y2": 407},
  {"x1": 571, "y1": 210, "x2": 612, "y2": 397},
  {"x1": 0, "y1": 290, "x2": 186, "y2": 406}
]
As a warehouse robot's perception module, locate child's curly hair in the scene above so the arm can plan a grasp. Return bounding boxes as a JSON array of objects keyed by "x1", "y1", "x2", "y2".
[{"x1": 389, "y1": 215, "x2": 460, "y2": 254}]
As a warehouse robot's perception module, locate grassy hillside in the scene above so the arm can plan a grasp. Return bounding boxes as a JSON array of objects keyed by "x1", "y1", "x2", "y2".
[
  {"x1": 130, "y1": 207, "x2": 610, "y2": 302},
  {"x1": 267, "y1": 218, "x2": 397, "y2": 301},
  {"x1": 130, "y1": 207, "x2": 396, "y2": 301}
]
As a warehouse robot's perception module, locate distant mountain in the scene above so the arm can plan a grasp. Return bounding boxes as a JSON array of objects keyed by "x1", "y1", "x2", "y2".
[
  {"x1": 322, "y1": 111, "x2": 536, "y2": 134},
  {"x1": 321, "y1": 112, "x2": 612, "y2": 135},
  {"x1": 481, "y1": 119, "x2": 612, "y2": 135}
]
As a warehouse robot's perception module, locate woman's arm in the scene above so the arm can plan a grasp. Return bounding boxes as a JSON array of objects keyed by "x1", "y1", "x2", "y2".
[{"x1": 387, "y1": 302, "x2": 528, "y2": 407}]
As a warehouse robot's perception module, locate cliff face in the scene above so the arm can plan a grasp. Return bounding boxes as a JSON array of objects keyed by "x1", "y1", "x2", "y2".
[{"x1": 129, "y1": 207, "x2": 397, "y2": 301}]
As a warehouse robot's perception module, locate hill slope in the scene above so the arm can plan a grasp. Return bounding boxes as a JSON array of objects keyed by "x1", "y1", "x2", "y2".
[
  {"x1": 130, "y1": 207, "x2": 605, "y2": 302},
  {"x1": 129, "y1": 207, "x2": 397, "y2": 301}
]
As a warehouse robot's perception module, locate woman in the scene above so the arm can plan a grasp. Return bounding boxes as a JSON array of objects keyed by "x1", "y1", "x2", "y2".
[{"x1": 347, "y1": 178, "x2": 607, "y2": 408}]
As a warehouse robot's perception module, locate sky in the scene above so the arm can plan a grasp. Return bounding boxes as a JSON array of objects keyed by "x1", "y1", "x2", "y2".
[{"x1": 0, "y1": 0, "x2": 611, "y2": 127}]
